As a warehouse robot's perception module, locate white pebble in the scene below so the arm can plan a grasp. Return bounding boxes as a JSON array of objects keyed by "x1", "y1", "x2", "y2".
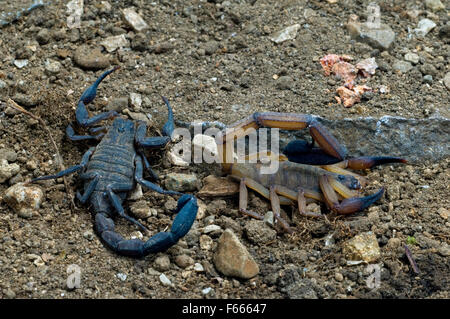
[
  {"x1": 194, "y1": 263, "x2": 204, "y2": 272},
  {"x1": 203, "y1": 225, "x2": 222, "y2": 234},
  {"x1": 202, "y1": 287, "x2": 212, "y2": 295},
  {"x1": 159, "y1": 273, "x2": 173, "y2": 286},
  {"x1": 116, "y1": 273, "x2": 127, "y2": 281}
]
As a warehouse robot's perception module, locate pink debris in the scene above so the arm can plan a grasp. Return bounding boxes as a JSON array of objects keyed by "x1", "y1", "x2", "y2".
[
  {"x1": 336, "y1": 85, "x2": 372, "y2": 107},
  {"x1": 320, "y1": 54, "x2": 378, "y2": 107},
  {"x1": 331, "y1": 61, "x2": 357, "y2": 89},
  {"x1": 319, "y1": 54, "x2": 353, "y2": 76}
]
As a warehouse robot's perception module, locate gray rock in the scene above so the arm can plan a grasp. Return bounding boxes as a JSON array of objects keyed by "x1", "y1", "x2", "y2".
[
  {"x1": 276, "y1": 76, "x2": 294, "y2": 90},
  {"x1": 100, "y1": 34, "x2": 130, "y2": 53},
  {"x1": 414, "y1": 19, "x2": 436, "y2": 37},
  {"x1": 244, "y1": 220, "x2": 277, "y2": 244},
  {"x1": 269, "y1": 24, "x2": 300, "y2": 43},
  {"x1": 74, "y1": 46, "x2": 110, "y2": 70},
  {"x1": 107, "y1": 97, "x2": 129, "y2": 112},
  {"x1": 0, "y1": 149, "x2": 17, "y2": 162},
  {"x1": 423, "y1": 75, "x2": 433, "y2": 84},
  {"x1": 347, "y1": 21, "x2": 395, "y2": 50},
  {"x1": 44, "y1": 59, "x2": 62, "y2": 75},
  {"x1": 122, "y1": 8, "x2": 149, "y2": 32},
  {"x1": 13, "y1": 59, "x2": 28, "y2": 69},
  {"x1": 439, "y1": 24, "x2": 450, "y2": 39},
  {"x1": 203, "y1": 41, "x2": 219, "y2": 55},
  {"x1": 420, "y1": 63, "x2": 437, "y2": 76},
  {"x1": 444, "y1": 72, "x2": 450, "y2": 91},
  {"x1": 116, "y1": 273, "x2": 127, "y2": 281},
  {"x1": 129, "y1": 200, "x2": 152, "y2": 219},
  {"x1": 13, "y1": 93, "x2": 40, "y2": 107},
  {"x1": 159, "y1": 273, "x2": 173, "y2": 286},
  {"x1": 404, "y1": 52, "x2": 419, "y2": 64},
  {"x1": 425, "y1": 0, "x2": 445, "y2": 12},
  {"x1": 393, "y1": 60, "x2": 413, "y2": 73},
  {"x1": 282, "y1": 116, "x2": 450, "y2": 164},
  {"x1": 83, "y1": 231, "x2": 94, "y2": 241},
  {"x1": 36, "y1": 28, "x2": 50, "y2": 44},
  {"x1": 0, "y1": 80, "x2": 7, "y2": 90},
  {"x1": 285, "y1": 279, "x2": 318, "y2": 299},
  {"x1": 0, "y1": 159, "x2": 20, "y2": 183},
  {"x1": 165, "y1": 173, "x2": 200, "y2": 192},
  {"x1": 129, "y1": 93, "x2": 142, "y2": 111},
  {"x1": 154, "y1": 255, "x2": 171, "y2": 271}
]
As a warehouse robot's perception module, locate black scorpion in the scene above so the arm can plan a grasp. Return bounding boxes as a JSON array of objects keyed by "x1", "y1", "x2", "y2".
[{"x1": 32, "y1": 67, "x2": 198, "y2": 257}]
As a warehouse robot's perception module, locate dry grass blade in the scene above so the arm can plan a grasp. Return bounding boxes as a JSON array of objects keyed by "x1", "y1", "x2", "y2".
[{"x1": 7, "y1": 98, "x2": 75, "y2": 208}]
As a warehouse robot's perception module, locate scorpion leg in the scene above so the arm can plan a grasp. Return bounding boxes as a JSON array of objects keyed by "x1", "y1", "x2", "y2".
[
  {"x1": 137, "y1": 150, "x2": 159, "y2": 181},
  {"x1": 106, "y1": 184, "x2": 148, "y2": 232},
  {"x1": 297, "y1": 188, "x2": 323, "y2": 218},
  {"x1": 237, "y1": 178, "x2": 292, "y2": 219},
  {"x1": 95, "y1": 194, "x2": 198, "y2": 257},
  {"x1": 76, "y1": 174, "x2": 99, "y2": 204},
  {"x1": 134, "y1": 156, "x2": 181, "y2": 196},
  {"x1": 319, "y1": 175, "x2": 384, "y2": 215},
  {"x1": 31, "y1": 147, "x2": 95, "y2": 182},
  {"x1": 269, "y1": 186, "x2": 294, "y2": 233}
]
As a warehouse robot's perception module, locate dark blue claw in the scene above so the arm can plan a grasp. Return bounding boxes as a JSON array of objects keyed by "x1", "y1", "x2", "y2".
[
  {"x1": 161, "y1": 96, "x2": 175, "y2": 138},
  {"x1": 75, "y1": 66, "x2": 120, "y2": 128},
  {"x1": 66, "y1": 124, "x2": 105, "y2": 141},
  {"x1": 94, "y1": 195, "x2": 198, "y2": 258}
]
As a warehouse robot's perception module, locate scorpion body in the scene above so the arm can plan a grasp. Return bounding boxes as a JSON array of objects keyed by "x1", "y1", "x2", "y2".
[{"x1": 33, "y1": 67, "x2": 198, "y2": 258}]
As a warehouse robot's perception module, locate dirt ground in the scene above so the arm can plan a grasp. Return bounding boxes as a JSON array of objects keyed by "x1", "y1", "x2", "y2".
[{"x1": 0, "y1": 0, "x2": 449, "y2": 299}]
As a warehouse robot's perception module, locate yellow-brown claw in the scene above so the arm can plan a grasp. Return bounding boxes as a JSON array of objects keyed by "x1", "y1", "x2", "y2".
[{"x1": 319, "y1": 175, "x2": 384, "y2": 215}]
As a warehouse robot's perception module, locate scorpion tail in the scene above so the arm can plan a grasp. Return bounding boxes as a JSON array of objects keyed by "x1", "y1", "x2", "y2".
[
  {"x1": 95, "y1": 195, "x2": 198, "y2": 257},
  {"x1": 346, "y1": 156, "x2": 408, "y2": 170}
]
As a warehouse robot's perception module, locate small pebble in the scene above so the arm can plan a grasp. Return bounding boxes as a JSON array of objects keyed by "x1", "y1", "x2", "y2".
[
  {"x1": 202, "y1": 287, "x2": 213, "y2": 295},
  {"x1": 335, "y1": 272, "x2": 344, "y2": 282},
  {"x1": 14, "y1": 59, "x2": 28, "y2": 69},
  {"x1": 83, "y1": 231, "x2": 94, "y2": 241},
  {"x1": 116, "y1": 273, "x2": 127, "y2": 281},
  {"x1": 122, "y1": 8, "x2": 149, "y2": 32},
  {"x1": 175, "y1": 254, "x2": 194, "y2": 269},
  {"x1": 154, "y1": 255, "x2": 171, "y2": 272},
  {"x1": 423, "y1": 75, "x2": 433, "y2": 84},
  {"x1": 194, "y1": 263, "x2": 204, "y2": 272},
  {"x1": 159, "y1": 273, "x2": 173, "y2": 286},
  {"x1": 203, "y1": 225, "x2": 222, "y2": 234}
]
